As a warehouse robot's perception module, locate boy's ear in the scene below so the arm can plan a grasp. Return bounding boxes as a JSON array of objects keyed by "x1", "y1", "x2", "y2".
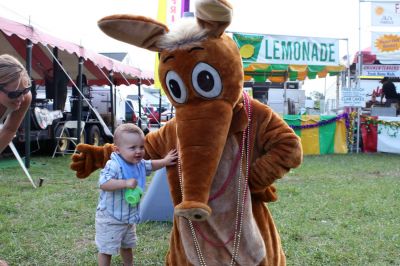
[{"x1": 113, "y1": 145, "x2": 119, "y2": 153}]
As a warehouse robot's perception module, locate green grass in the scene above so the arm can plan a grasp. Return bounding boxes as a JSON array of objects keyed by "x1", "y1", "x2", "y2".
[{"x1": 0, "y1": 153, "x2": 399, "y2": 265}]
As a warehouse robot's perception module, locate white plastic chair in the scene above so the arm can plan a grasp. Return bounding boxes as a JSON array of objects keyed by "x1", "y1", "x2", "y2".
[{"x1": 52, "y1": 120, "x2": 85, "y2": 158}]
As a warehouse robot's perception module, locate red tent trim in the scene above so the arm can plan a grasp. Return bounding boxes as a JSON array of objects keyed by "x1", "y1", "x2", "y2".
[
  {"x1": 0, "y1": 16, "x2": 154, "y2": 86},
  {"x1": 352, "y1": 47, "x2": 378, "y2": 65}
]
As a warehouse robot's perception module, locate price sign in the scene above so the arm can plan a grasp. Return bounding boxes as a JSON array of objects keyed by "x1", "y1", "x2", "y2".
[{"x1": 341, "y1": 87, "x2": 366, "y2": 107}]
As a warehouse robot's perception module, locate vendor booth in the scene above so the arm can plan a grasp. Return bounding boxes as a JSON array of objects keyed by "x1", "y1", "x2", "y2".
[
  {"x1": 350, "y1": 46, "x2": 400, "y2": 155},
  {"x1": 284, "y1": 114, "x2": 349, "y2": 155},
  {"x1": 233, "y1": 32, "x2": 348, "y2": 155},
  {"x1": 232, "y1": 33, "x2": 346, "y2": 83},
  {"x1": 360, "y1": 115, "x2": 400, "y2": 154}
]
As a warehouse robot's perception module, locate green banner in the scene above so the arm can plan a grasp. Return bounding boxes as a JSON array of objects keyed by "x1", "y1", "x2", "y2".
[
  {"x1": 233, "y1": 33, "x2": 339, "y2": 66},
  {"x1": 284, "y1": 115, "x2": 302, "y2": 136},
  {"x1": 233, "y1": 34, "x2": 263, "y2": 62},
  {"x1": 318, "y1": 115, "x2": 336, "y2": 154}
]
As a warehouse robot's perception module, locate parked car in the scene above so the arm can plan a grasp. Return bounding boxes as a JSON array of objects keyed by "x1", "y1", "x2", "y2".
[
  {"x1": 161, "y1": 108, "x2": 175, "y2": 123},
  {"x1": 125, "y1": 101, "x2": 149, "y2": 129},
  {"x1": 144, "y1": 106, "x2": 161, "y2": 124}
]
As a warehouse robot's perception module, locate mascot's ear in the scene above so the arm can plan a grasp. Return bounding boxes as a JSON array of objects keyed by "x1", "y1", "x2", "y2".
[
  {"x1": 195, "y1": 0, "x2": 233, "y2": 38},
  {"x1": 98, "y1": 15, "x2": 168, "y2": 52}
]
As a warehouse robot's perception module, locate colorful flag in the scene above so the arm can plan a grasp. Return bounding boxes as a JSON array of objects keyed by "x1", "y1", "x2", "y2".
[
  {"x1": 154, "y1": 0, "x2": 189, "y2": 89},
  {"x1": 284, "y1": 114, "x2": 348, "y2": 155}
]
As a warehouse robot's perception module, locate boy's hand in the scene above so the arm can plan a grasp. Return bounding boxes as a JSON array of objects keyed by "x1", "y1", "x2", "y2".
[
  {"x1": 125, "y1": 178, "x2": 138, "y2": 189},
  {"x1": 164, "y1": 149, "x2": 178, "y2": 166}
]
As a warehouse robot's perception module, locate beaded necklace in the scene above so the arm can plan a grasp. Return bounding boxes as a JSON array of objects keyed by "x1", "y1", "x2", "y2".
[{"x1": 177, "y1": 92, "x2": 252, "y2": 266}]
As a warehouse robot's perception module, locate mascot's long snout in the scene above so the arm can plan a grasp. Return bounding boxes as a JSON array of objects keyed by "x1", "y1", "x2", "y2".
[{"x1": 173, "y1": 100, "x2": 233, "y2": 221}]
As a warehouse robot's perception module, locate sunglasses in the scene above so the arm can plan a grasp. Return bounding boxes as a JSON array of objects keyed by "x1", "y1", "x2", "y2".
[{"x1": 0, "y1": 78, "x2": 31, "y2": 99}]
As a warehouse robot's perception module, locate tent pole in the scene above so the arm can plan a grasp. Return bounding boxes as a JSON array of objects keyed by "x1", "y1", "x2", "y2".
[
  {"x1": 24, "y1": 39, "x2": 33, "y2": 168},
  {"x1": 53, "y1": 47, "x2": 59, "y2": 111},
  {"x1": 77, "y1": 57, "x2": 83, "y2": 143},
  {"x1": 345, "y1": 38, "x2": 351, "y2": 88},
  {"x1": 283, "y1": 72, "x2": 288, "y2": 115},
  {"x1": 336, "y1": 74, "x2": 340, "y2": 111},
  {"x1": 356, "y1": 0, "x2": 362, "y2": 154},
  {"x1": 138, "y1": 79, "x2": 142, "y2": 129},
  {"x1": 324, "y1": 77, "x2": 327, "y2": 114},
  {"x1": 109, "y1": 71, "x2": 115, "y2": 134}
]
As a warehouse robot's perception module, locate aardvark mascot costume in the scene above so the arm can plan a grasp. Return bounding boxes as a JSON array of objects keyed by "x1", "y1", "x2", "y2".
[{"x1": 71, "y1": 0, "x2": 303, "y2": 264}]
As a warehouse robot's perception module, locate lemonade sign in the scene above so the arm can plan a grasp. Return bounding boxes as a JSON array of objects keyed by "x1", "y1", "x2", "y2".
[{"x1": 233, "y1": 33, "x2": 339, "y2": 66}]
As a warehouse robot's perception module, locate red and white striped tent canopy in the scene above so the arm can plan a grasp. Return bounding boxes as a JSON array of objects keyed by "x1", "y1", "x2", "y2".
[{"x1": 0, "y1": 16, "x2": 153, "y2": 86}]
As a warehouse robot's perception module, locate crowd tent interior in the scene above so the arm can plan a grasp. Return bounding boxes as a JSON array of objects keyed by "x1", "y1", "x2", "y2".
[
  {"x1": 0, "y1": 15, "x2": 154, "y2": 169},
  {"x1": 349, "y1": 47, "x2": 400, "y2": 155},
  {"x1": 0, "y1": 16, "x2": 153, "y2": 86}
]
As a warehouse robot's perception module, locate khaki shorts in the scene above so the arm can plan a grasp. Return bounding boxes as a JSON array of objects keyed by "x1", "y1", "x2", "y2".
[{"x1": 95, "y1": 210, "x2": 137, "y2": 255}]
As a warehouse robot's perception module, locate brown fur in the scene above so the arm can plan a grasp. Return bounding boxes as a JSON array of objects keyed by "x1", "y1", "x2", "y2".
[
  {"x1": 143, "y1": 98, "x2": 302, "y2": 265},
  {"x1": 71, "y1": 0, "x2": 303, "y2": 264}
]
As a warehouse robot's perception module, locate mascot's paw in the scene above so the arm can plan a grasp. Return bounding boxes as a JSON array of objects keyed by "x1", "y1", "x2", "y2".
[
  {"x1": 251, "y1": 185, "x2": 278, "y2": 203},
  {"x1": 174, "y1": 201, "x2": 212, "y2": 221},
  {"x1": 70, "y1": 152, "x2": 89, "y2": 179},
  {"x1": 70, "y1": 143, "x2": 114, "y2": 179}
]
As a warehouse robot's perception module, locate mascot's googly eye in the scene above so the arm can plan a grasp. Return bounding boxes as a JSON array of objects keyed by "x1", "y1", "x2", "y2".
[
  {"x1": 166, "y1": 71, "x2": 188, "y2": 104},
  {"x1": 192, "y1": 62, "x2": 222, "y2": 99}
]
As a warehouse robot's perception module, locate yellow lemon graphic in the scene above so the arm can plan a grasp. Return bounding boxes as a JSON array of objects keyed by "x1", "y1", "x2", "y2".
[
  {"x1": 240, "y1": 44, "x2": 255, "y2": 59},
  {"x1": 375, "y1": 6, "x2": 384, "y2": 16}
]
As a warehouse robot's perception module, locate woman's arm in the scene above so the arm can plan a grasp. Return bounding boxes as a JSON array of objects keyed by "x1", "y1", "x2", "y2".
[{"x1": 0, "y1": 92, "x2": 32, "y2": 153}]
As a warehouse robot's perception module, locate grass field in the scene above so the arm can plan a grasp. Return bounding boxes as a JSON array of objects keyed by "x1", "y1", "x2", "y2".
[{"x1": 0, "y1": 153, "x2": 399, "y2": 265}]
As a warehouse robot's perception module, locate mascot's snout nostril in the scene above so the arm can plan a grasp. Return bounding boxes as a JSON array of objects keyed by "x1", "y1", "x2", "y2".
[{"x1": 194, "y1": 214, "x2": 202, "y2": 220}]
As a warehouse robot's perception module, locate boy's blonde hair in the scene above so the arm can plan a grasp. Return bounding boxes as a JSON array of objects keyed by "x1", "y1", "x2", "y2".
[
  {"x1": 0, "y1": 54, "x2": 31, "y2": 89},
  {"x1": 114, "y1": 123, "x2": 144, "y2": 146}
]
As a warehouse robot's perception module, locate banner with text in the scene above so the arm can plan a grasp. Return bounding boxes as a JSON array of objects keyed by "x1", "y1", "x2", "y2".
[
  {"x1": 154, "y1": 0, "x2": 184, "y2": 89},
  {"x1": 340, "y1": 87, "x2": 366, "y2": 107},
  {"x1": 371, "y1": 32, "x2": 400, "y2": 57},
  {"x1": 371, "y1": 2, "x2": 400, "y2": 27},
  {"x1": 233, "y1": 33, "x2": 339, "y2": 66},
  {"x1": 362, "y1": 64, "x2": 400, "y2": 77}
]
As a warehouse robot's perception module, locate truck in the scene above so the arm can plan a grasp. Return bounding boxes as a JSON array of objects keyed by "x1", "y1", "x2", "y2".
[
  {"x1": 90, "y1": 86, "x2": 149, "y2": 132},
  {"x1": 17, "y1": 83, "x2": 149, "y2": 155},
  {"x1": 244, "y1": 81, "x2": 305, "y2": 114},
  {"x1": 0, "y1": 15, "x2": 154, "y2": 161}
]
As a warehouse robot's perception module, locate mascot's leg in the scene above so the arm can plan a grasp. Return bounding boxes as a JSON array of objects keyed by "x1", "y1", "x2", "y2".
[{"x1": 253, "y1": 201, "x2": 287, "y2": 266}]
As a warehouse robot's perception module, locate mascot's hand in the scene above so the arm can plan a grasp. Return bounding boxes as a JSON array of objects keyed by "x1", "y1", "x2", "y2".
[
  {"x1": 252, "y1": 185, "x2": 278, "y2": 203},
  {"x1": 70, "y1": 143, "x2": 114, "y2": 179}
]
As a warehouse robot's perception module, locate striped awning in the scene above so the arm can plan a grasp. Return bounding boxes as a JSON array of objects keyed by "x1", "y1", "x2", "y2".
[
  {"x1": 284, "y1": 114, "x2": 348, "y2": 155},
  {"x1": 243, "y1": 63, "x2": 346, "y2": 83},
  {"x1": 0, "y1": 16, "x2": 154, "y2": 86}
]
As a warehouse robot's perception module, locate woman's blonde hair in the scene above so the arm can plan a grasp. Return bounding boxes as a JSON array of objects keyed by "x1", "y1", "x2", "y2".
[{"x1": 0, "y1": 54, "x2": 31, "y2": 88}]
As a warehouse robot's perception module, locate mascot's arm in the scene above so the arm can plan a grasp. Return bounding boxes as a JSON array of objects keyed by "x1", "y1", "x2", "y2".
[
  {"x1": 249, "y1": 100, "x2": 303, "y2": 193},
  {"x1": 70, "y1": 143, "x2": 114, "y2": 179},
  {"x1": 144, "y1": 119, "x2": 177, "y2": 160}
]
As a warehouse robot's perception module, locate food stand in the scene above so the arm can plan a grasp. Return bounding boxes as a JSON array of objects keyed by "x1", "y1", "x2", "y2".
[{"x1": 232, "y1": 32, "x2": 348, "y2": 155}]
